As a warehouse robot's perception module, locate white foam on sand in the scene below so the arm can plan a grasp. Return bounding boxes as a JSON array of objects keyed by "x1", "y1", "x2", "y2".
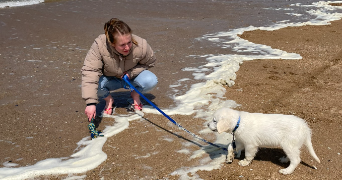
[
  {"x1": 0, "y1": 0, "x2": 44, "y2": 8},
  {"x1": 0, "y1": 113, "x2": 141, "y2": 179},
  {"x1": 166, "y1": 1, "x2": 342, "y2": 179},
  {"x1": 0, "y1": 1, "x2": 341, "y2": 179}
]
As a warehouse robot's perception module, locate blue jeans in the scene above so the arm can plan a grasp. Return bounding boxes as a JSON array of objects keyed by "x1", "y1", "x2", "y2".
[{"x1": 97, "y1": 70, "x2": 158, "y2": 100}]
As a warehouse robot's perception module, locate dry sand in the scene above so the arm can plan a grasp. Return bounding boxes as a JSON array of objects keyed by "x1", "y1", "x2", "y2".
[{"x1": 0, "y1": 1, "x2": 341, "y2": 179}]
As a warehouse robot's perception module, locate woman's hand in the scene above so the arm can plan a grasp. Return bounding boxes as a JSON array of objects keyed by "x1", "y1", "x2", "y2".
[
  {"x1": 121, "y1": 72, "x2": 130, "y2": 79},
  {"x1": 85, "y1": 105, "x2": 96, "y2": 122}
]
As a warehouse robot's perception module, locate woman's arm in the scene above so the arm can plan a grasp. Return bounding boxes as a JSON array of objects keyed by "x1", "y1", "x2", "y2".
[
  {"x1": 81, "y1": 39, "x2": 104, "y2": 105},
  {"x1": 127, "y1": 42, "x2": 156, "y2": 78}
]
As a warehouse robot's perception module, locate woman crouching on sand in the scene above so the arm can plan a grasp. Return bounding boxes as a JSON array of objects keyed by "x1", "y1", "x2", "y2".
[{"x1": 82, "y1": 18, "x2": 158, "y2": 121}]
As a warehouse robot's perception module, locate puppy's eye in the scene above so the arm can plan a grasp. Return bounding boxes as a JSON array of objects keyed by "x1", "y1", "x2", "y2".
[{"x1": 213, "y1": 118, "x2": 217, "y2": 123}]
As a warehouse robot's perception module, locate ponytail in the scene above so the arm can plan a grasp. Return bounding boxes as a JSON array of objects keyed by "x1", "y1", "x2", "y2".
[{"x1": 104, "y1": 18, "x2": 137, "y2": 45}]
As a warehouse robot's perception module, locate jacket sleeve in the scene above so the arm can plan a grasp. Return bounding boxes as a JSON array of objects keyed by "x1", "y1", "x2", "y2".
[
  {"x1": 81, "y1": 40, "x2": 104, "y2": 105},
  {"x1": 127, "y1": 42, "x2": 156, "y2": 78}
]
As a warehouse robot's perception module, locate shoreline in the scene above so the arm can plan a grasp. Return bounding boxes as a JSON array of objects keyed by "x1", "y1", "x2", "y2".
[
  {"x1": 0, "y1": 1, "x2": 342, "y2": 179},
  {"x1": 83, "y1": 18, "x2": 342, "y2": 180}
]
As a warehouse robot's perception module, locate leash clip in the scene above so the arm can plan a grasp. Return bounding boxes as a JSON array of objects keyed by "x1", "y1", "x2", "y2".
[
  {"x1": 231, "y1": 132, "x2": 236, "y2": 150},
  {"x1": 231, "y1": 116, "x2": 240, "y2": 150}
]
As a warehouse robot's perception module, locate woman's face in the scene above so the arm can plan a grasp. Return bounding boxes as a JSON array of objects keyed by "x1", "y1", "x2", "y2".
[{"x1": 113, "y1": 34, "x2": 132, "y2": 56}]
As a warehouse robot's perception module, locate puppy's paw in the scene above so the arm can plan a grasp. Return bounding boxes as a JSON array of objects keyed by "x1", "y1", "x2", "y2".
[
  {"x1": 225, "y1": 158, "x2": 233, "y2": 164},
  {"x1": 226, "y1": 144, "x2": 234, "y2": 164},
  {"x1": 279, "y1": 156, "x2": 290, "y2": 163},
  {"x1": 226, "y1": 152, "x2": 234, "y2": 164},
  {"x1": 238, "y1": 159, "x2": 252, "y2": 166},
  {"x1": 279, "y1": 168, "x2": 294, "y2": 175}
]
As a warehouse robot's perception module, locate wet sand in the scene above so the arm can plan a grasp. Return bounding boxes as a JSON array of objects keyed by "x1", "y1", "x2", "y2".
[{"x1": 0, "y1": 0, "x2": 341, "y2": 179}]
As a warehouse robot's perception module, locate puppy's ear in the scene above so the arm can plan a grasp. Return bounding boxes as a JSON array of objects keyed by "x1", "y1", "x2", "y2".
[{"x1": 217, "y1": 118, "x2": 230, "y2": 134}]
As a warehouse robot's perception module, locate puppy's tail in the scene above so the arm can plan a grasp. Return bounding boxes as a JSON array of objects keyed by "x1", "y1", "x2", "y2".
[{"x1": 305, "y1": 133, "x2": 320, "y2": 163}]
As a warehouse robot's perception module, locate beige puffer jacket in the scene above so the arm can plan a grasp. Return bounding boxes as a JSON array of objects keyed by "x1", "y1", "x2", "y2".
[{"x1": 81, "y1": 34, "x2": 156, "y2": 105}]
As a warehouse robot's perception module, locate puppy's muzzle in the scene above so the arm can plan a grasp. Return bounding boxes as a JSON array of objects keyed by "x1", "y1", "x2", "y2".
[{"x1": 207, "y1": 123, "x2": 217, "y2": 132}]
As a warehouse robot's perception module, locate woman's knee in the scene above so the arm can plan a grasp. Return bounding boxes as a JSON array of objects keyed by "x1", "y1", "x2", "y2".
[
  {"x1": 97, "y1": 76, "x2": 110, "y2": 99},
  {"x1": 135, "y1": 70, "x2": 158, "y2": 93}
]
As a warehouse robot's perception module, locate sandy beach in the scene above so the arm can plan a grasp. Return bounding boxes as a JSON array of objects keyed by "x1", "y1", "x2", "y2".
[{"x1": 0, "y1": 0, "x2": 341, "y2": 179}]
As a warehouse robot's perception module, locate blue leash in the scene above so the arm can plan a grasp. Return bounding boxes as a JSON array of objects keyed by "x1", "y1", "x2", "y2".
[{"x1": 123, "y1": 75, "x2": 227, "y2": 151}]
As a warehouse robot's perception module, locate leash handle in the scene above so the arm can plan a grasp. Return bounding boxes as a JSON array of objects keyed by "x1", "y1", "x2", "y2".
[
  {"x1": 123, "y1": 75, "x2": 227, "y2": 151},
  {"x1": 88, "y1": 118, "x2": 103, "y2": 139}
]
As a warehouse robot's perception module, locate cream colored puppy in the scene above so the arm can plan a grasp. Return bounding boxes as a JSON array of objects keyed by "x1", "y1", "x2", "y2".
[{"x1": 207, "y1": 107, "x2": 320, "y2": 175}]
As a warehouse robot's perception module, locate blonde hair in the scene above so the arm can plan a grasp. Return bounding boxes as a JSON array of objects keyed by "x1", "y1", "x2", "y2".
[{"x1": 104, "y1": 18, "x2": 137, "y2": 45}]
